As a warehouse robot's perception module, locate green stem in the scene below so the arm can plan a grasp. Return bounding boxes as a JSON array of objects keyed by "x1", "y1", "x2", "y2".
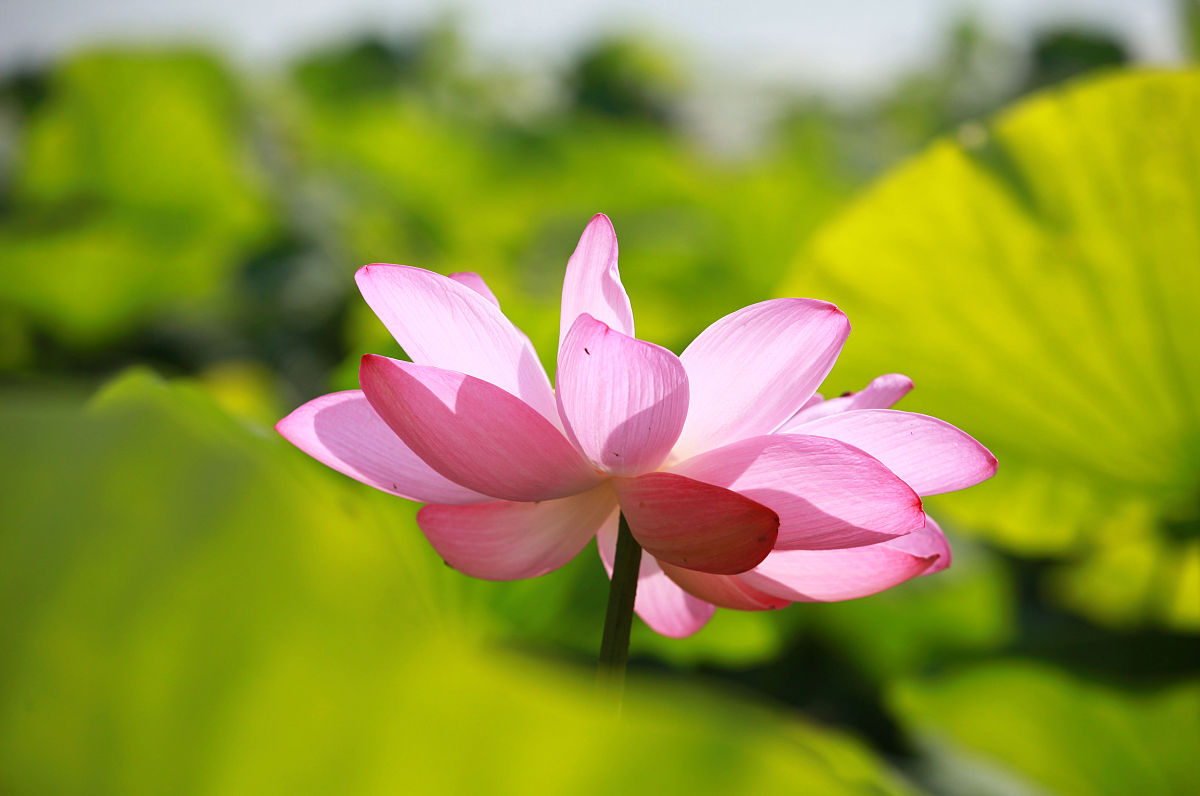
[{"x1": 598, "y1": 512, "x2": 642, "y2": 689}]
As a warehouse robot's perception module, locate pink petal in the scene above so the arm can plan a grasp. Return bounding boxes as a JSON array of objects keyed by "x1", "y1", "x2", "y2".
[
  {"x1": 673, "y1": 298, "x2": 851, "y2": 457},
  {"x1": 360, "y1": 355, "x2": 603, "y2": 502},
  {"x1": 276, "y1": 391, "x2": 489, "y2": 505},
  {"x1": 796, "y1": 409, "x2": 998, "y2": 496},
  {"x1": 556, "y1": 314, "x2": 689, "y2": 476},
  {"x1": 612, "y1": 472, "x2": 779, "y2": 574},
  {"x1": 671, "y1": 434, "x2": 924, "y2": 550},
  {"x1": 418, "y1": 483, "x2": 618, "y2": 580},
  {"x1": 658, "y1": 563, "x2": 792, "y2": 611},
  {"x1": 741, "y1": 518, "x2": 951, "y2": 602},
  {"x1": 597, "y1": 522, "x2": 715, "y2": 638},
  {"x1": 887, "y1": 516, "x2": 953, "y2": 574},
  {"x1": 356, "y1": 264, "x2": 557, "y2": 423},
  {"x1": 448, "y1": 271, "x2": 500, "y2": 307},
  {"x1": 559, "y1": 214, "x2": 634, "y2": 351},
  {"x1": 781, "y1": 373, "x2": 914, "y2": 427}
]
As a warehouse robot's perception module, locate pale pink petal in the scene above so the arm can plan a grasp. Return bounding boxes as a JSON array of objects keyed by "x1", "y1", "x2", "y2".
[
  {"x1": 360, "y1": 355, "x2": 603, "y2": 502},
  {"x1": 659, "y1": 563, "x2": 792, "y2": 611},
  {"x1": 559, "y1": 214, "x2": 634, "y2": 351},
  {"x1": 276, "y1": 390, "x2": 490, "y2": 505},
  {"x1": 418, "y1": 483, "x2": 618, "y2": 580},
  {"x1": 886, "y1": 515, "x2": 953, "y2": 574},
  {"x1": 598, "y1": 522, "x2": 715, "y2": 638},
  {"x1": 356, "y1": 264, "x2": 557, "y2": 423},
  {"x1": 612, "y1": 472, "x2": 778, "y2": 574},
  {"x1": 671, "y1": 434, "x2": 924, "y2": 550},
  {"x1": 741, "y1": 518, "x2": 951, "y2": 602},
  {"x1": 781, "y1": 373, "x2": 914, "y2": 428},
  {"x1": 448, "y1": 271, "x2": 500, "y2": 307},
  {"x1": 673, "y1": 298, "x2": 851, "y2": 457},
  {"x1": 556, "y1": 314, "x2": 688, "y2": 476},
  {"x1": 796, "y1": 409, "x2": 998, "y2": 496}
]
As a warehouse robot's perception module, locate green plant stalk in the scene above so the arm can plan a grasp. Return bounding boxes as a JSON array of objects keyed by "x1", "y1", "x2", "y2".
[{"x1": 598, "y1": 512, "x2": 642, "y2": 690}]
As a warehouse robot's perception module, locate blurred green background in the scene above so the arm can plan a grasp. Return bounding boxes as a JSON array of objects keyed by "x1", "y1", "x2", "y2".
[{"x1": 2, "y1": 3, "x2": 1198, "y2": 794}]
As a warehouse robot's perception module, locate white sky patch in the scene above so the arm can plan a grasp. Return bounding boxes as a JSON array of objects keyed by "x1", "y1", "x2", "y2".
[{"x1": 0, "y1": 0, "x2": 1187, "y2": 98}]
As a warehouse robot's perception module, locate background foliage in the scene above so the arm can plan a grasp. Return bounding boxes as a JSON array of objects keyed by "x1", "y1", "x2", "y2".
[{"x1": 1, "y1": 16, "x2": 1197, "y2": 796}]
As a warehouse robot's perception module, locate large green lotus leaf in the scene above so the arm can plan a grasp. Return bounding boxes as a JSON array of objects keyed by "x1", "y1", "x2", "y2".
[
  {"x1": 890, "y1": 661, "x2": 1200, "y2": 796},
  {"x1": 781, "y1": 70, "x2": 1200, "y2": 629},
  {"x1": 0, "y1": 51, "x2": 273, "y2": 345},
  {"x1": 0, "y1": 371, "x2": 914, "y2": 795}
]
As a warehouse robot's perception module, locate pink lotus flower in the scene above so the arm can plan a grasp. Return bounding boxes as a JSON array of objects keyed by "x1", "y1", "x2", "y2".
[{"x1": 277, "y1": 214, "x2": 996, "y2": 638}]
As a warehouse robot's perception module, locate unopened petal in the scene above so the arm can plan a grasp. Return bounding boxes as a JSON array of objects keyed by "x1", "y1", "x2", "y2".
[
  {"x1": 556, "y1": 314, "x2": 688, "y2": 476},
  {"x1": 671, "y1": 433, "x2": 924, "y2": 550},
  {"x1": 276, "y1": 390, "x2": 489, "y2": 505},
  {"x1": 674, "y1": 298, "x2": 850, "y2": 457},
  {"x1": 418, "y1": 483, "x2": 618, "y2": 580},
  {"x1": 356, "y1": 264, "x2": 557, "y2": 423},
  {"x1": 613, "y1": 472, "x2": 778, "y2": 574},
  {"x1": 559, "y1": 214, "x2": 634, "y2": 352},
  {"x1": 360, "y1": 355, "x2": 603, "y2": 503},
  {"x1": 796, "y1": 409, "x2": 998, "y2": 495}
]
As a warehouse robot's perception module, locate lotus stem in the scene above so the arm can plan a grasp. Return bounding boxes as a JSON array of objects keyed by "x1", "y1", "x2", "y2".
[{"x1": 598, "y1": 512, "x2": 642, "y2": 690}]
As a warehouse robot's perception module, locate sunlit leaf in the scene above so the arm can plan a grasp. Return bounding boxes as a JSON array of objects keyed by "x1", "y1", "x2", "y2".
[
  {"x1": 783, "y1": 70, "x2": 1200, "y2": 629},
  {"x1": 891, "y1": 661, "x2": 1200, "y2": 796},
  {"x1": 0, "y1": 371, "x2": 915, "y2": 795}
]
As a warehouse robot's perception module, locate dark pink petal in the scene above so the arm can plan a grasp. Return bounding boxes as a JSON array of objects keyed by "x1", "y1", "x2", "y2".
[
  {"x1": 356, "y1": 264, "x2": 557, "y2": 423},
  {"x1": 559, "y1": 214, "x2": 634, "y2": 351},
  {"x1": 659, "y1": 563, "x2": 792, "y2": 611},
  {"x1": 448, "y1": 271, "x2": 500, "y2": 307},
  {"x1": 796, "y1": 409, "x2": 998, "y2": 496},
  {"x1": 276, "y1": 391, "x2": 490, "y2": 505},
  {"x1": 556, "y1": 314, "x2": 688, "y2": 476},
  {"x1": 741, "y1": 518, "x2": 951, "y2": 602},
  {"x1": 671, "y1": 434, "x2": 924, "y2": 550},
  {"x1": 360, "y1": 355, "x2": 603, "y2": 502},
  {"x1": 673, "y1": 298, "x2": 850, "y2": 457},
  {"x1": 612, "y1": 472, "x2": 779, "y2": 575},
  {"x1": 781, "y1": 373, "x2": 914, "y2": 428},
  {"x1": 598, "y1": 522, "x2": 715, "y2": 638},
  {"x1": 418, "y1": 483, "x2": 618, "y2": 580}
]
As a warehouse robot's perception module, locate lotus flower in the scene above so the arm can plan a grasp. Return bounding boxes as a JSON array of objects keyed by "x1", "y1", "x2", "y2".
[{"x1": 277, "y1": 214, "x2": 996, "y2": 638}]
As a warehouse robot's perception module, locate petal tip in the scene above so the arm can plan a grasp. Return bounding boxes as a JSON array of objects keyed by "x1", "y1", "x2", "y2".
[
  {"x1": 358, "y1": 353, "x2": 393, "y2": 387},
  {"x1": 829, "y1": 305, "x2": 851, "y2": 331},
  {"x1": 355, "y1": 262, "x2": 408, "y2": 285},
  {"x1": 588, "y1": 212, "x2": 614, "y2": 230},
  {"x1": 909, "y1": 495, "x2": 927, "y2": 529},
  {"x1": 274, "y1": 402, "x2": 314, "y2": 442}
]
